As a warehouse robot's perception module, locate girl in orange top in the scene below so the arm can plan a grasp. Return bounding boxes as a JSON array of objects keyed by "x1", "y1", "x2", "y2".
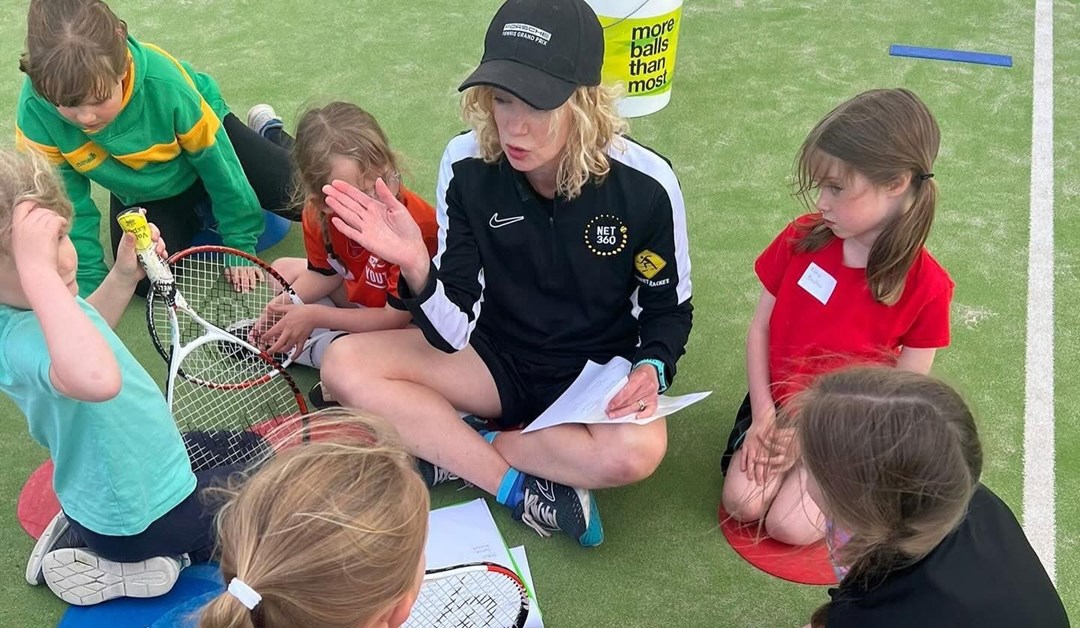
[{"x1": 251, "y1": 102, "x2": 438, "y2": 373}]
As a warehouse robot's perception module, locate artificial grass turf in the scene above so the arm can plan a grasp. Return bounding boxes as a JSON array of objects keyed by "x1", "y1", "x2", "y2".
[
  {"x1": 0, "y1": 0, "x2": 1073, "y2": 625},
  {"x1": 1053, "y1": 0, "x2": 1080, "y2": 606}
]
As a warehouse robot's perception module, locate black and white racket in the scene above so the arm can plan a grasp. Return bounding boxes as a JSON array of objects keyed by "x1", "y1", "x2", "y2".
[
  {"x1": 405, "y1": 563, "x2": 530, "y2": 628},
  {"x1": 118, "y1": 213, "x2": 306, "y2": 470}
]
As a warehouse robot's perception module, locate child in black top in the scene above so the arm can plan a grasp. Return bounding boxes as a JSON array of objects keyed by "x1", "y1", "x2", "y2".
[{"x1": 788, "y1": 367, "x2": 1068, "y2": 628}]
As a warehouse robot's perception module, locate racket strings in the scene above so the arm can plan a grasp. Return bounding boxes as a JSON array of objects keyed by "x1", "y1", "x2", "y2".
[
  {"x1": 151, "y1": 250, "x2": 286, "y2": 358},
  {"x1": 172, "y1": 344, "x2": 302, "y2": 469},
  {"x1": 406, "y1": 570, "x2": 527, "y2": 628}
]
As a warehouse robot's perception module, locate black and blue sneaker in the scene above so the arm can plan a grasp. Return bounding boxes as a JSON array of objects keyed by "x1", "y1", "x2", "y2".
[
  {"x1": 417, "y1": 458, "x2": 461, "y2": 488},
  {"x1": 416, "y1": 415, "x2": 497, "y2": 489},
  {"x1": 512, "y1": 476, "x2": 604, "y2": 547},
  {"x1": 308, "y1": 381, "x2": 341, "y2": 410}
]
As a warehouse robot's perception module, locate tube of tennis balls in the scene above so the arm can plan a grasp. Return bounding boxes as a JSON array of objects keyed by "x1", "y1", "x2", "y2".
[{"x1": 116, "y1": 208, "x2": 183, "y2": 305}]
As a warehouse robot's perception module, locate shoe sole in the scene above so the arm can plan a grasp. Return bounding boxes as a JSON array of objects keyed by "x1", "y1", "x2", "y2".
[
  {"x1": 246, "y1": 104, "x2": 277, "y2": 132},
  {"x1": 43, "y1": 549, "x2": 180, "y2": 606},
  {"x1": 577, "y1": 489, "x2": 604, "y2": 548},
  {"x1": 25, "y1": 513, "x2": 70, "y2": 585}
]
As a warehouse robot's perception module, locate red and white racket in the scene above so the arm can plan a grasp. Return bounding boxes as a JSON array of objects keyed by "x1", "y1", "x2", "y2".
[
  {"x1": 405, "y1": 563, "x2": 530, "y2": 628},
  {"x1": 145, "y1": 245, "x2": 300, "y2": 369},
  {"x1": 118, "y1": 213, "x2": 306, "y2": 470}
]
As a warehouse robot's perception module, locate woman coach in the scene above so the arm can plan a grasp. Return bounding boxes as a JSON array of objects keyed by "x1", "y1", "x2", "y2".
[{"x1": 320, "y1": 0, "x2": 693, "y2": 546}]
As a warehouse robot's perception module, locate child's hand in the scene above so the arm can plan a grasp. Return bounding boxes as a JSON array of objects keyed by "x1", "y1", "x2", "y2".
[
  {"x1": 225, "y1": 265, "x2": 263, "y2": 293},
  {"x1": 762, "y1": 426, "x2": 800, "y2": 474},
  {"x1": 11, "y1": 201, "x2": 66, "y2": 279},
  {"x1": 740, "y1": 407, "x2": 779, "y2": 485},
  {"x1": 253, "y1": 301, "x2": 318, "y2": 360},
  {"x1": 113, "y1": 218, "x2": 167, "y2": 284}
]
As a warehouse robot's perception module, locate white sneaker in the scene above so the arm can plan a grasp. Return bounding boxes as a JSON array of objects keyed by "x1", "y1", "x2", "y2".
[
  {"x1": 246, "y1": 104, "x2": 281, "y2": 137},
  {"x1": 42, "y1": 549, "x2": 189, "y2": 606},
  {"x1": 26, "y1": 511, "x2": 71, "y2": 585}
]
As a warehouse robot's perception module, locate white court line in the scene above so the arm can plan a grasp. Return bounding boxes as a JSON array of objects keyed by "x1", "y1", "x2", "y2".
[{"x1": 1023, "y1": 0, "x2": 1055, "y2": 581}]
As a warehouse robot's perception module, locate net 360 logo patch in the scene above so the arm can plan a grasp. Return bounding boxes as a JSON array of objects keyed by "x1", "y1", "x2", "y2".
[{"x1": 584, "y1": 214, "x2": 628, "y2": 257}]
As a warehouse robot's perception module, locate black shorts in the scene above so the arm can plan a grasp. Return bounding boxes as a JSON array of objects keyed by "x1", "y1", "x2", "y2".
[
  {"x1": 65, "y1": 464, "x2": 241, "y2": 564},
  {"x1": 720, "y1": 393, "x2": 753, "y2": 476},
  {"x1": 471, "y1": 331, "x2": 599, "y2": 429}
]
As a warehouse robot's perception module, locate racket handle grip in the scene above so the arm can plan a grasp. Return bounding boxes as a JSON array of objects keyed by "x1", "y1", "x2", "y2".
[{"x1": 116, "y1": 208, "x2": 174, "y2": 283}]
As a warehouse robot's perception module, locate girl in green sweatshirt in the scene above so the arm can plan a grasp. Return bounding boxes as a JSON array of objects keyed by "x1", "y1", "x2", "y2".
[{"x1": 17, "y1": 0, "x2": 298, "y2": 295}]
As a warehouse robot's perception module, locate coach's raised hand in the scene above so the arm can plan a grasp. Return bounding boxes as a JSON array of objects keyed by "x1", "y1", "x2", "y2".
[{"x1": 323, "y1": 178, "x2": 431, "y2": 290}]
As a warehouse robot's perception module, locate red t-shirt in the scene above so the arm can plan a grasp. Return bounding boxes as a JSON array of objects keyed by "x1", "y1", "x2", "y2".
[
  {"x1": 756, "y1": 218, "x2": 954, "y2": 403},
  {"x1": 303, "y1": 185, "x2": 439, "y2": 308}
]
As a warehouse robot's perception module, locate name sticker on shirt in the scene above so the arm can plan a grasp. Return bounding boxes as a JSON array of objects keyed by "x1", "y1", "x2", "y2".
[{"x1": 798, "y1": 262, "x2": 837, "y2": 305}]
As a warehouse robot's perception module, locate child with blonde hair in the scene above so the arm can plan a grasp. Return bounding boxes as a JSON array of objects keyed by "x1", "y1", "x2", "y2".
[
  {"x1": 791, "y1": 367, "x2": 1067, "y2": 627},
  {"x1": 0, "y1": 148, "x2": 236, "y2": 606},
  {"x1": 721, "y1": 88, "x2": 954, "y2": 545},
  {"x1": 247, "y1": 102, "x2": 438, "y2": 383},
  {"x1": 198, "y1": 411, "x2": 430, "y2": 628}
]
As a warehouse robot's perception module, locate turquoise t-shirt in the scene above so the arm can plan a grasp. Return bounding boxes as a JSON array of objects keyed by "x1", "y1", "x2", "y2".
[{"x1": 0, "y1": 298, "x2": 196, "y2": 536}]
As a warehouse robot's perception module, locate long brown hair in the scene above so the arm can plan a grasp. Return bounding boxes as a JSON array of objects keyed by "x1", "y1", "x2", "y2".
[
  {"x1": 20, "y1": 0, "x2": 129, "y2": 107},
  {"x1": 785, "y1": 367, "x2": 981, "y2": 628},
  {"x1": 197, "y1": 411, "x2": 429, "y2": 628},
  {"x1": 794, "y1": 88, "x2": 941, "y2": 305},
  {"x1": 292, "y1": 102, "x2": 401, "y2": 257},
  {"x1": 460, "y1": 84, "x2": 628, "y2": 200}
]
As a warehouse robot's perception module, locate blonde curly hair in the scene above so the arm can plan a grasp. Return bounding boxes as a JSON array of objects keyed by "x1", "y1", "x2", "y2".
[
  {"x1": 0, "y1": 148, "x2": 72, "y2": 258},
  {"x1": 461, "y1": 84, "x2": 628, "y2": 199}
]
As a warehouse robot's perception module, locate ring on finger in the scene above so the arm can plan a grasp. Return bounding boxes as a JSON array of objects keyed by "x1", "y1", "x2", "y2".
[{"x1": 637, "y1": 399, "x2": 646, "y2": 412}]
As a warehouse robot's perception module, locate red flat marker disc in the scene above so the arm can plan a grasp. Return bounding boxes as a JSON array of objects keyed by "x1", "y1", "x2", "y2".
[
  {"x1": 718, "y1": 506, "x2": 838, "y2": 586},
  {"x1": 18, "y1": 460, "x2": 60, "y2": 540}
]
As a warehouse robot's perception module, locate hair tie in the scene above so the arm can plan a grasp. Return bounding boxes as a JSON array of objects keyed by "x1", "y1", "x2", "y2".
[
  {"x1": 227, "y1": 577, "x2": 262, "y2": 610},
  {"x1": 917, "y1": 172, "x2": 934, "y2": 181}
]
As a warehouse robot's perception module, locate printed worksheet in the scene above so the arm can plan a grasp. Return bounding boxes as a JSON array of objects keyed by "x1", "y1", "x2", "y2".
[{"x1": 522, "y1": 357, "x2": 712, "y2": 433}]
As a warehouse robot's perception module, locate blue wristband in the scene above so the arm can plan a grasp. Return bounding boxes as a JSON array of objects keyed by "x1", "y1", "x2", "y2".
[{"x1": 633, "y1": 359, "x2": 668, "y2": 393}]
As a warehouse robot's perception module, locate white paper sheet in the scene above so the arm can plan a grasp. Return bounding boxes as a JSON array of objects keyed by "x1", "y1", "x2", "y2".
[
  {"x1": 522, "y1": 357, "x2": 713, "y2": 433},
  {"x1": 419, "y1": 500, "x2": 543, "y2": 626},
  {"x1": 424, "y1": 498, "x2": 514, "y2": 570}
]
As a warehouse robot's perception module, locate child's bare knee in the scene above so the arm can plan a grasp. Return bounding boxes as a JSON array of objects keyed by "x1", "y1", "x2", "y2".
[
  {"x1": 764, "y1": 511, "x2": 823, "y2": 546},
  {"x1": 721, "y1": 480, "x2": 767, "y2": 523}
]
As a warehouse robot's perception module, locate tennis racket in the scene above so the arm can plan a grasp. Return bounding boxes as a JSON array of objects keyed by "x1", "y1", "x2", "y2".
[
  {"x1": 405, "y1": 563, "x2": 530, "y2": 628},
  {"x1": 145, "y1": 245, "x2": 300, "y2": 369},
  {"x1": 117, "y1": 212, "x2": 307, "y2": 470}
]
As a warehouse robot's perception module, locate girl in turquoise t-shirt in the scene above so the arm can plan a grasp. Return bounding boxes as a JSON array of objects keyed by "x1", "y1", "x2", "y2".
[{"x1": 0, "y1": 148, "x2": 237, "y2": 606}]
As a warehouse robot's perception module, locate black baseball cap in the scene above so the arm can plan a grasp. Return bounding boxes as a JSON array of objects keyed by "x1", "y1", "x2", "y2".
[{"x1": 458, "y1": 0, "x2": 604, "y2": 111}]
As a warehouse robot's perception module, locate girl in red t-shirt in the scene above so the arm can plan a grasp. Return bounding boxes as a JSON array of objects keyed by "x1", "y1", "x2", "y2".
[
  {"x1": 250, "y1": 102, "x2": 438, "y2": 377},
  {"x1": 720, "y1": 88, "x2": 954, "y2": 546}
]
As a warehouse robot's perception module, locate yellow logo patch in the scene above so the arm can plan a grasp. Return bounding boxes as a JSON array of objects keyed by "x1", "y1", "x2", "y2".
[{"x1": 634, "y1": 250, "x2": 666, "y2": 279}]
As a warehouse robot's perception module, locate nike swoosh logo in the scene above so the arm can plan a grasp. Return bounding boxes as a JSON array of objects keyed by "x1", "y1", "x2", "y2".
[
  {"x1": 536, "y1": 479, "x2": 557, "y2": 502},
  {"x1": 489, "y1": 213, "x2": 525, "y2": 229}
]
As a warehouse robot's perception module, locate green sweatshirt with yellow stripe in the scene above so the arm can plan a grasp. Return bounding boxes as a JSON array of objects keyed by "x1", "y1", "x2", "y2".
[{"x1": 16, "y1": 36, "x2": 263, "y2": 296}]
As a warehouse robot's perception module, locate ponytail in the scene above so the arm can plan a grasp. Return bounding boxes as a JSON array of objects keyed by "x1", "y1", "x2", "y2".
[
  {"x1": 865, "y1": 174, "x2": 936, "y2": 304},
  {"x1": 198, "y1": 592, "x2": 256, "y2": 628},
  {"x1": 792, "y1": 88, "x2": 941, "y2": 305},
  {"x1": 196, "y1": 410, "x2": 430, "y2": 628}
]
